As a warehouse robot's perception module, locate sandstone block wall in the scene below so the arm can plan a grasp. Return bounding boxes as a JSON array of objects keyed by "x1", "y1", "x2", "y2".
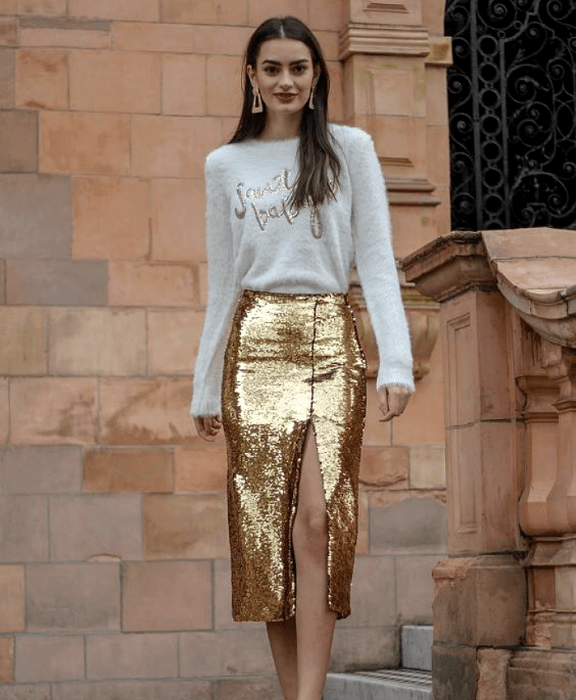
[{"x1": 0, "y1": 0, "x2": 449, "y2": 695}]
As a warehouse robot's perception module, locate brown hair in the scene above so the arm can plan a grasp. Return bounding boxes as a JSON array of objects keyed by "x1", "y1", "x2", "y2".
[{"x1": 229, "y1": 16, "x2": 341, "y2": 209}]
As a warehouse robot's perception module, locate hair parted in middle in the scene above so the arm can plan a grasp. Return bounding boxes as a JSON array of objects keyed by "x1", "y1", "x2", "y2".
[{"x1": 229, "y1": 16, "x2": 341, "y2": 210}]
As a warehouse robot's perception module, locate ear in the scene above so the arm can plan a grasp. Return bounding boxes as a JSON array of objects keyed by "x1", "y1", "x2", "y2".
[
  {"x1": 312, "y1": 63, "x2": 321, "y2": 85},
  {"x1": 247, "y1": 64, "x2": 257, "y2": 89}
]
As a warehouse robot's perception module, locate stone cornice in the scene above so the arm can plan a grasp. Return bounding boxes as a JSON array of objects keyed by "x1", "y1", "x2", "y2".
[
  {"x1": 339, "y1": 22, "x2": 430, "y2": 60},
  {"x1": 401, "y1": 231, "x2": 496, "y2": 302},
  {"x1": 483, "y1": 229, "x2": 576, "y2": 350},
  {"x1": 403, "y1": 228, "x2": 576, "y2": 349}
]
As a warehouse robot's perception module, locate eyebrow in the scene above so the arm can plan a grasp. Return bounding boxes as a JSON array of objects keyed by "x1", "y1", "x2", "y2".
[{"x1": 261, "y1": 59, "x2": 311, "y2": 66}]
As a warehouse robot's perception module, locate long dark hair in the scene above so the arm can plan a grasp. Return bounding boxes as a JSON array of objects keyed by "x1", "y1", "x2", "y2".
[{"x1": 229, "y1": 16, "x2": 341, "y2": 210}]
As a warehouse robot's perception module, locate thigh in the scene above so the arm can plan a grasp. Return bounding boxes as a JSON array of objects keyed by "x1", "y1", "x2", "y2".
[{"x1": 294, "y1": 427, "x2": 327, "y2": 528}]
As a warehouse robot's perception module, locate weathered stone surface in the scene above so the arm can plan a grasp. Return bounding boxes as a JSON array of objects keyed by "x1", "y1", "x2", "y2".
[
  {"x1": 147, "y1": 309, "x2": 205, "y2": 375},
  {"x1": 0, "y1": 566, "x2": 25, "y2": 632},
  {"x1": 213, "y1": 677, "x2": 282, "y2": 700},
  {"x1": 86, "y1": 633, "x2": 178, "y2": 680},
  {"x1": 0, "y1": 17, "x2": 17, "y2": 46},
  {"x1": 15, "y1": 635, "x2": 84, "y2": 682},
  {"x1": 508, "y1": 649, "x2": 576, "y2": 700},
  {"x1": 49, "y1": 494, "x2": 142, "y2": 561},
  {"x1": 151, "y1": 179, "x2": 206, "y2": 261},
  {"x1": 16, "y1": 48, "x2": 67, "y2": 110},
  {"x1": 108, "y1": 262, "x2": 198, "y2": 307},
  {"x1": 10, "y1": 377, "x2": 97, "y2": 445},
  {"x1": 396, "y1": 554, "x2": 444, "y2": 624},
  {"x1": 49, "y1": 308, "x2": 146, "y2": 376},
  {"x1": 112, "y1": 21, "x2": 196, "y2": 53},
  {"x1": 72, "y1": 177, "x2": 151, "y2": 259},
  {"x1": 477, "y1": 648, "x2": 512, "y2": 700},
  {"x1": 0, "y1": 48, "x2": 14, "y2": 107},
  {"x1": 0, "y1": 379, "x2": 8, "y2": 445},
  {"x1": 69, "y1": 0, "x2": 159, "y2": 20},
  {"x1": 131, "y1": 115, "x2": 222, "y2": 178},
  {"x1": 359, "y1": 446, "x2": 409, "y2": 488},
  {"x1": 248, "y1": 0, "x2": 307, "y2": 27},
  {"x1": 206, "y1": 55, "x2": 242, "y2": 117},
  {"x1": 83, "y1": 449, "x2": 173, "y2": 493},
  {"x1": 340, "y1": 556, "x2": 396, "y2": 628},
  {"x1": 18, "y1": 0, "x2": 66, "y2": 14},
  {"x1": 0, "y1": 686, "x2": 50, "y2": 700},
  {"x1": 19, "y1": 17, "x2": 111, "y2": 50},
  {"x1": 331, "y1": 626, "x2": 398, "y2": 672},
  {"x1": 162, "y1": 55, "x2": 205, "y2": 117},
  {"x1": 174, "y1": 445, "x2": 227, "y2": 492},
  {"x1": 433, "y1": 555, "x2": 525, "y2": 646},
  {"x1": 6, "y1": 259, "x2": 107, "y2": 306},
  {"x1": 410, "y1": 445, "x2": 446, "y2": 489},
  {"x1": 0, "y1": 445, "x2": 81, "y2": 494},
  {"x1": 40, "y1": 111, "x2": 130, "y2": 175},
  {"x1": 0, "y1": 110, "x2": 38, "y2": 172},
  {"x1": 179, "y1": 629, "x2": 275, "y2": 677},
  {"x1": 53, "y1": 681, "x2": 213, "y2": 700},
  {"x1": 143, "y1": 493, "x2": 228, "y2": 559},
  {"x1": 0, "y1": 496, "x2": 48, "y2": 562},
  {"x1": 432, "y1": 644, "x2": 476, "y2": 700},
  {"x1": 161, "y1": 0, "x2": 246, "y2": 24},
  {"x1": 0, "y1": 174, "x2": 71, "y2": 258},
  {"x1": 70, "y1": 51, "x2": 160, "y2": 113},
  {"x1": 0, "y1": 307, "x2": 47, "y2": 375},
  {"x1": 192, "y1": 25, "x2": 251, "y2": 56},
  {"x1": 99, "y1": 378, "x2": 195, "y2": 445},
  {"x1": 27, "y1": 563, "x2": 120, "y2": 631},
  {"x1": 122, "y1": 561, "x2": 212, "y2": 631},
  {"x1": 370, "y1": 496, "x2": 447, "y2": 553},
  {"x1": 0, "y1": 636, "x2": 14, "y2": 682}
]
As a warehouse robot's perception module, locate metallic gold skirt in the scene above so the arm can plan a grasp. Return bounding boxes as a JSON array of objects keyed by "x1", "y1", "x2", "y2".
[{"x1": 222, "y1": 289, "x2": 367, "y2": 622}]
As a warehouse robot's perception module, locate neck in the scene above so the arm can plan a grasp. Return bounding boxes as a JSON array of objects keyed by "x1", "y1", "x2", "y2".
[{"x1": 259, "y1": 111, "x2": 303, "y2": 141}]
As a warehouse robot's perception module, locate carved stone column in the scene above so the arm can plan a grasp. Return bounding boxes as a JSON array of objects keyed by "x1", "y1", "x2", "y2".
[{"x1": 403, "y1": 227, "x2": 576, "y2": 700}]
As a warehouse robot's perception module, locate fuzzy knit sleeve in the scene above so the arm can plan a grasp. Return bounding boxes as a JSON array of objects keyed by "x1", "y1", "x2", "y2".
[
  {"x1": 344, "y1": 128, "x2": 415, "y2": 393},
  {"x1": 190, "y1": 152, "x2": 241, "y2": 417}
]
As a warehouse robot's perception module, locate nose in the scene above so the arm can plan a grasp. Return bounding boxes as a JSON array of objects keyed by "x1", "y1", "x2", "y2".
[{"x1": 278, "y1": 70, "x2": 294, "y2": 89}]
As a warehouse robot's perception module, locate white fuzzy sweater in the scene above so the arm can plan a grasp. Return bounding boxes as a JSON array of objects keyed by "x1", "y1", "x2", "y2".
[{"x1": 190, "y1": 124, "x2": 414, "y2": 417}]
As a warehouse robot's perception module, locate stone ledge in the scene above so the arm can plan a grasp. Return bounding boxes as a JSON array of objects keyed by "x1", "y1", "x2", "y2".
[{"x1": 339, "y1": 22, "x2": 430, "y2": 60}]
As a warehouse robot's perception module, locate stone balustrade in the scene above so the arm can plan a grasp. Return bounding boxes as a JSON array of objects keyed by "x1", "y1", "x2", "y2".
[{"x1": 403, "y1": 227, "x2": 576, "y2": 700}]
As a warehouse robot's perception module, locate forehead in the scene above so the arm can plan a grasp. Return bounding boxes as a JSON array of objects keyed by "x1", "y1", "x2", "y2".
[{"x1": 256, "y1": 38, "x2": 313, "y2": 64}]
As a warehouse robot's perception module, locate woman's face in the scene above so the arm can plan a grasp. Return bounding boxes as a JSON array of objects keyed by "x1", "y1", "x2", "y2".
[{"x1": 248, "y1": 38, "x2": 319, "y2": 118}]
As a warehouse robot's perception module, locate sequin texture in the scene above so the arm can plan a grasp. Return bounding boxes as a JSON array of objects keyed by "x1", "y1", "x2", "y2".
[{"x1": 221, "y1": 290, "x2": 367, "y2": 622}]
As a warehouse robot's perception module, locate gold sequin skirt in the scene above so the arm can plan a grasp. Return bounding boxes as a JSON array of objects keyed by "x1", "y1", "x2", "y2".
[{"x1": 222, "y1": 289, "x2": 367, "y2": 622}]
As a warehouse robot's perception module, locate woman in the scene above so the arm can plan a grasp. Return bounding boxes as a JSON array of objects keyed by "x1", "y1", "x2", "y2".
[{"x1": 191, "y1": 16, "x2": 414, "y2": 700}]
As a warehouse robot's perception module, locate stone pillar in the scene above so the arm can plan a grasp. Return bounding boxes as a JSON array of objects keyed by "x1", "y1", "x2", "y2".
[{"x1": 403, "y1": 228, "x2": 576, "y2": 700}]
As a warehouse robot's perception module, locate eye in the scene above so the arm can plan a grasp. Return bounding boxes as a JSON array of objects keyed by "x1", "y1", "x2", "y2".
[
  {"x1": 293, "y1": 65, "x2": 306, "y2": 74},
  {"x1": 263, "y1": 66, "x2": 278, "y2": 75}
]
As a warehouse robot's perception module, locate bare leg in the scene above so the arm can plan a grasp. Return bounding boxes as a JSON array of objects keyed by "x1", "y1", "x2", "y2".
[
  {"x1": 266, "y1": 428, "x2": 336, "y2": 700},
  {"x1": 267, "y1": 617, "x2": 298, "y2": 700}
]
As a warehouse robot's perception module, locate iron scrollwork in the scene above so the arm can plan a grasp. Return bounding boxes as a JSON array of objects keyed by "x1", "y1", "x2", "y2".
[{"x1": 445, "y1": 0, "x2": 576, "y2": 230}]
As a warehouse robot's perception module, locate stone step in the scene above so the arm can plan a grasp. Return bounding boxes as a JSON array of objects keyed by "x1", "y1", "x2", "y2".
[
  {"x1": 325, "y1": 668, "x2": 432, "y2": 700},
  {"x1": 401, "y1": 625, "x2": 433, "y2": 671}
]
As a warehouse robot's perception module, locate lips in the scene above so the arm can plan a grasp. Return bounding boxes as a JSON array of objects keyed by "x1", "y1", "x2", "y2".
[{"x1": 275, "y1": 93, "x2": 297, "y2": 100}]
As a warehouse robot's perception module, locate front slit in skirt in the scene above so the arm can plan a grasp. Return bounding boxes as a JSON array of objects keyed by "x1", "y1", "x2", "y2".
[{"x1": 221, "y1": 289, "x2": 367, "y2": 622}]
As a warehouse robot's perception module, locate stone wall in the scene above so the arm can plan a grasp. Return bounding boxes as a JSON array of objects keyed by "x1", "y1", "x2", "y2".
[{"x1": 0, "y1": 0, "x2": 450, "y2": 696}]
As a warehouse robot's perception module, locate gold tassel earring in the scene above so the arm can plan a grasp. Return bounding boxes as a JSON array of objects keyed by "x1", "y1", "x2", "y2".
[
  {"x1": 309, "y1": 84, "x2": 316, "y2": 110},
  {"x1": 252, "y1": 86, "x2": 263, "y2": 114}
]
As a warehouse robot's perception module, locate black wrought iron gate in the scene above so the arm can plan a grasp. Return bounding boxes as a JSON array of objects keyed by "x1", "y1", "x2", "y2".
[{"x1": 445, "y1": 0, "x2": 576, "y2": 230}]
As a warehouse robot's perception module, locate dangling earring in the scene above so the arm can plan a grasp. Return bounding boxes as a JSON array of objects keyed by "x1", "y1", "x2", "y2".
[
  {"x1": 308, "y1": 84, "x2": 316, "y2": 110},
  {"x1": 252, "y1": 86, "x2": 263, "y2": 114}
]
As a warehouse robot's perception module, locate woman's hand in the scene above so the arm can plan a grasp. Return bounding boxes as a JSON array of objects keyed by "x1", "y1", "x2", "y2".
[
  {"x1": 377, "y1": 386, "x2": 412, "y2": 422},
  {"x1": 194, "y1": 416, "x2": 222, "y2": 441}
]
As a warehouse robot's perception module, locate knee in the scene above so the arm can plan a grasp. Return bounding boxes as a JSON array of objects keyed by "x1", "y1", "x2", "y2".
[{"x1": 293, "y1": 507, "x2": 328, "y2": 563}]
